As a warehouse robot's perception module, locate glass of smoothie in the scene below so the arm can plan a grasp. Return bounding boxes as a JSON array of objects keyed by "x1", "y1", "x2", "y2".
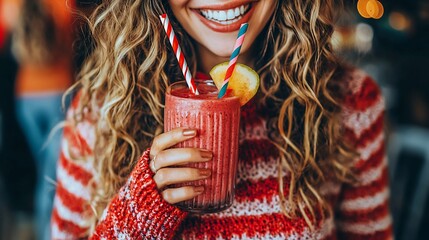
[{"x1": 164, "y1": 79, "x2": 241, "y2": 213}]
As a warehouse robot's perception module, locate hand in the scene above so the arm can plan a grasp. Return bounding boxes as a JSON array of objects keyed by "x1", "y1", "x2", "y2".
[{"x1": 149, "y1": 127, "x2": 212, "y2": 204}]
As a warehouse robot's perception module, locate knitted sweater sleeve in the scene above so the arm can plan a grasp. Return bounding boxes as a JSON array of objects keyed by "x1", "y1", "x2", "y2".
[
  {"x1": 51, "y1": 97, "x2": 187, "y2": 239},
  {"x1": 90, "y1": 149, "x2": 188, "y2": 239},
  {"x1": 335, "y1": 70, "x2": 393, "y2": 239}
]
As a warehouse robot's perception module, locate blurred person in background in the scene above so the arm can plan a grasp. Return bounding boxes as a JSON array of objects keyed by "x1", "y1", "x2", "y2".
[
  {"x1": 1, "y1": 0, "x2": 31, "y2": 238},
  {"x1": 11, "y1": 0, "x2": 74, "y2": 239}
]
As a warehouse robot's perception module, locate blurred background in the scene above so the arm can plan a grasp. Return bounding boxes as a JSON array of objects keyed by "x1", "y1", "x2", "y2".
[{"x1": 0, "y1": 0, "x2": 428, "y2": 239}]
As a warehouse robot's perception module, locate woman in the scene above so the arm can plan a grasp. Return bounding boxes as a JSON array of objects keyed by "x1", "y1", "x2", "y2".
[{"x1": 52, "y1": 0, "x2": 393, "y2": 239}]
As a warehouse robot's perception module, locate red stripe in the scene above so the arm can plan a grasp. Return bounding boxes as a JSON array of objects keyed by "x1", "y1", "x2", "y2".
[
  {"x1": 239, "y1": 139, "x2": 280, "y2": 164},
  {"x1": 166, "y1": 21, "x2": 172, "y2": 39},
  {"x1": 340, "y1": 168, "x2": 389, "y2": 201},
  {"x1": 354, "y1": 142, "x2": 385, "y2": 173},
  {"x1": 343, "y1": 77, "x2": 381, "y2": 111},
  {"x1": 337, "y1": 225, "x2": 393, "y2": 240},
  {"x1": 240, "y1": 112, "x2": 263, "y2": 126},
  {"x1": 225, "y1": 62, "x2": 236, "y2": 80},
  {"x1": 52, "y1": 208, "x2": 88, "y2": 237},
  {"x1": 235, "y1": 177, "x2": 282, "y2": 202},
  {"x1": 191, "y1": 82, "x2": 197, "y2": 94},
  {"x1": 56, "y1": 181, "x2": 88, "y2": 213},
  {"x1": 75, "y1": 130, "x2": 92, "y2": 155},
  {"x1": 178, "y1": 52, "x2": 185, "y2": 68},
  {"x1": 236, "y1": 173, "x2": 341, "y2": 204},
  {"x1": 345, "y1": 112, "x2": 384, "y2": 147},
  {"x1": 63, "y1": 125, "x2": 92, "y2": 156},
  {"x1": 336, "y1": 201, "x2": 390, "y2": 223},
  {"x1": 59, "y1": 152, "x2": 93, "y2": 185},
  {"x1": 70, "y1": 91, "x2": 82, "y2": 110},
  {"x1": 182, "y1": 213, "x2": 312, "y2": 239},
  {"x1": 172, "y1": 37, "x2": 179, "y2": 53}
]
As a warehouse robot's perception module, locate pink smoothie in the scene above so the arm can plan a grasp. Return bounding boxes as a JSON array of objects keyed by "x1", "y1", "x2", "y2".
[{"x1": 164, "y1": 80, "x2": 240, "y2": 213}]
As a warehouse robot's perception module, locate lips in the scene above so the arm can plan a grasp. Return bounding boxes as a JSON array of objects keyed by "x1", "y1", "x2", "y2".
[{"x1": 192, "y1": 2, "x2": 254, "y2": 33}]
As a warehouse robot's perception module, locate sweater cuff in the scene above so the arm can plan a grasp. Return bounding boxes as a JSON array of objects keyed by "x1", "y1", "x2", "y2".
[
  {"x1": 92, "y1": 149, "x2": 187, "y2": 239},
  {"x1": 132, "y1": 148, "x2": 188, "y2": 237}
]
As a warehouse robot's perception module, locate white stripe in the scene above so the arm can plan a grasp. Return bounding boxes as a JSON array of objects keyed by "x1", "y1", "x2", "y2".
[
  {"x1": 213, "y1": 216, "x2": 334, "y2": 240},
  {"x1": 208, "y1": 184, "x2": 338, "y2": 218},
  {"x1": 177, "y1": 50, "x2": 182, "y2": 65},
  {"x1": 182, "y1": 61, "x2": 188, "y2": 75},
  {"x1": 66, "y1": 106, "x2": 75, "y2": 119},
  {"x1": 237, "y1": 156, "x2": 285, "y2": 182},
  {"x1": 54, "y1": 196, "x2": 90, "y2": 228},
  {"x1": 343, "y1": 96, "x2": 385, "y2": 137},
  {"x1": 357, "y1": 132, "x2": 384, "y2": 162},
  {"x1": 340, "y1": 187, "x2": 389, "y2": 211},
  {"x1": 76, "y1": 120, "x2": 96, "y2": 152},
  {"x1": 51, "y1": 222, "x2": 76, "y2": 240},
  {"x1": 57, "y1": 164, "x2": 91, "y2": 200},
  {"x1": 169, "y1": 30, "x2": 175, "y2": 46},
  {"x1": 61, "y1": 139, "x2": 95, "y2": 175},
  {"x1": 230, "y1": 234, "x2": 285, "y2": 240},
  {"x1": 117, "y1": 231, "x2": 131, "y2": 240},
  {"x1": 186, "y1": 68, "x2": 193, "y2": 85},
  {"x1": 338, "y1": 214, "x2": 392, "y2": 234},
  {"x1": 169, "y1": 31, "x2": 174, "y2": 44},
  {"x1": 357, "y1": 156, "x2": 387, "y2": 186},
  {"x1": 208, "y1": 195, "x2": 287, "y2": 218}
]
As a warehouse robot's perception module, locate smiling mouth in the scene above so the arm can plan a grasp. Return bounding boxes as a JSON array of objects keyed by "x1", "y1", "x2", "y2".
[{"x1": 198, "y1": 4, "x2": 252, "y2": 25}]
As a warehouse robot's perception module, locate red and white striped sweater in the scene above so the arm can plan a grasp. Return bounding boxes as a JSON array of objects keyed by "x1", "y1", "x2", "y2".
[{"x1": 51, "y1": 68, "x2": 393, "y2": 239}]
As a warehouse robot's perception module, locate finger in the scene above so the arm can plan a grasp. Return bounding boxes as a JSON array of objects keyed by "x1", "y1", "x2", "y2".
[
  {"x1": 154, "y1": 167, "x2": 211, "y2": 189},
  {"x1": 155, "y1": 148, "x2": 212, "y2": 169},
  {"x1": 151, "y1": 127, "x2": 197, "y2": 157},
  {"x1": 161, "y1": 186, "x2": 205, "y2": 204}
]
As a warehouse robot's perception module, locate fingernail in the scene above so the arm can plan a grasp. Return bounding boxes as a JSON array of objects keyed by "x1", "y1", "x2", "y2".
[
  {"x1": 194, "y1": 186, "x2": 205, "y2": 194},
  {"x1": 183, "y1": 129, "x2": 196, "y2": 137},
  {"x1": 200, "y1": 150, "x2": 213, "y2": 159},
  {"x1": 199, "y1": 169, "x2": 211, "y2": 178}
]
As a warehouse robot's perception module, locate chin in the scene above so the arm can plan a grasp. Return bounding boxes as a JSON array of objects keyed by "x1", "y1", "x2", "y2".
[
  {"x1": 212, "y1": 49, "x2": 235, "y2": 58},
  {"x1": 206, "y1": 41, "x2": 249, "y2": 59}
]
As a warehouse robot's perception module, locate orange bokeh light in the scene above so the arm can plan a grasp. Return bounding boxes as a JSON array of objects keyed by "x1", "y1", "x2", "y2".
[{"x1": 357, "y1": 0, "x2": 384, "y2": 19}]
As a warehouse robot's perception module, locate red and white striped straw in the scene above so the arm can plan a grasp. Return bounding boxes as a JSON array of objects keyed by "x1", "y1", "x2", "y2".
[{"x1": 159, "y1": 14, "x2": 199, "y2": 95}]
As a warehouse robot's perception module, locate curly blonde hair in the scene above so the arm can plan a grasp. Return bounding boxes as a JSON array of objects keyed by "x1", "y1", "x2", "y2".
[{"x1": 69, "y1": 0, "x2": 355, "y2": 230}]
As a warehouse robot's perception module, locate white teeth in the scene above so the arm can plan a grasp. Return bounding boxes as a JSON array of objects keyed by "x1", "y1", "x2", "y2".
[
  {"x1": 213, "y1": 11, "x2": 219, "y2": 19},
  {"x1": 218, "y1": 11, "x2": 227, "y2": 21},
  {"x1": 235, "y1": 7, "x2": 240, "y2": 16},
  {"x1": 227, "y1": 9, "x2": 235, "y2": 20},
  {"x1": 200, "y1": 4, "x2": 250, "y2": 23}
]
